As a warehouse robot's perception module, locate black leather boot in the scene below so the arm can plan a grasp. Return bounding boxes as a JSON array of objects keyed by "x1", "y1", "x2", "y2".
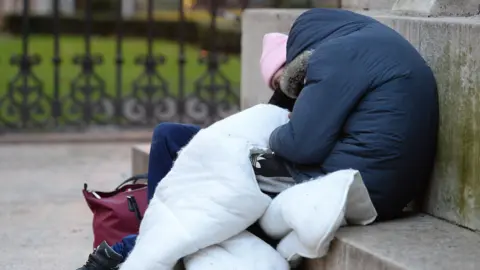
[{"x1": 77, "y1": 241, "x2": 123, "y2": 270}]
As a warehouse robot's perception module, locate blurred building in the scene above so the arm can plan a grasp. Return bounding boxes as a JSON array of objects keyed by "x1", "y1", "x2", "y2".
[
  {"x1": 0, "y1": 0, "x2": 75, "y2": 15},
  {"x1": 0, "y1": 0, "x2": 340, "y2": 22}
]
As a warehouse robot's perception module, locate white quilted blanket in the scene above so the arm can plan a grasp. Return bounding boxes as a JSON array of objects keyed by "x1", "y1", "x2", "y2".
[{"x1": 120, "y1": 104, "x2": 377, "y2": 270}]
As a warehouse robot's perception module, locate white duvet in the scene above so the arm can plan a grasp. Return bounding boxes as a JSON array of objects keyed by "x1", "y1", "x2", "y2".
[{"x1": 120, "y1": 104, "x2": 377, "y2": 270}]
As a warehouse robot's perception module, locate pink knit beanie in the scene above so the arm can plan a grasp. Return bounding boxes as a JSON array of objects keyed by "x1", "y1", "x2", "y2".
[{"x1": 259, "y1": 32, "x2": 288, "y2": 89}]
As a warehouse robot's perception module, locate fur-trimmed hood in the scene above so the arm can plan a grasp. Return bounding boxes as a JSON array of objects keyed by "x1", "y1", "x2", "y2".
[
  {"x1": 278, "y1": 9, "x2": 374, "y2": 98},
  {"x1": 279, "y1": 50, "x2": 313, "y2": 99},
  {"x1": 285, "y1": 9, "x2": 374, "y2": 63}
]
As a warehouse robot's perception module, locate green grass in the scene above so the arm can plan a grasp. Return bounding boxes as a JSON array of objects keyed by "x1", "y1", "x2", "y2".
[{"x1": 0, "y1": 35, "x2": 241, "y2": 103}]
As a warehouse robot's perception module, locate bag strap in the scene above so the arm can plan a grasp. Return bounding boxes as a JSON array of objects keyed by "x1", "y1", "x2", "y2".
[
  {"x1": 83, "y1": 173, "x2": 148, "y2": 192},
  {"x1": 115, "y1": 173, "x2": 148, "y2": 191},
  {"x1": 127, "y1": 196, "x2": 143, "y2": 221}
]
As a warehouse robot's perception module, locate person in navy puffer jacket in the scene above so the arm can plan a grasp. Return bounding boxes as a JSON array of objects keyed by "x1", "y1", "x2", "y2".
[{"x1": 269, "y1": 8, "x2": 439, "y2": 220}]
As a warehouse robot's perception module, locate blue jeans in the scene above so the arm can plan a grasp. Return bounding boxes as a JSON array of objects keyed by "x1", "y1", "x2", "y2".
[
  {"x1": 111, "y1": 123, "x2": 200, "y2": 258},
  {"x1": 146, "y1": 123, "x2": 201, "y2": 200}
]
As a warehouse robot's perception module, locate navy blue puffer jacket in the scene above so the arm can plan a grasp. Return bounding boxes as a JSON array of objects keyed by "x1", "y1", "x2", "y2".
[{"x1": 269, "y1": 9, "x2": 439, "y2": 220}]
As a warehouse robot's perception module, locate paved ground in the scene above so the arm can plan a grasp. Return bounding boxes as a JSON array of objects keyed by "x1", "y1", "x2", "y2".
[{"x1": 0, "y1": 143, "x2": 135, "y2": 270}]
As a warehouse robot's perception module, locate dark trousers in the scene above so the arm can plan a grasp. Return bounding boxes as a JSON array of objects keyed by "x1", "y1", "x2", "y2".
[{"x1": 146, "y1": 123, "x2": 201, "y2": 200}]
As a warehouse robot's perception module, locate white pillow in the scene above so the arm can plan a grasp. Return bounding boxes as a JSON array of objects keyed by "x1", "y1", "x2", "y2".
[
  {"x1": 184, "y1": 231, "x2": 289, "y2": 270},
  {"x1": 259, "y1": 169, "x2": 377, "y2": 261}
]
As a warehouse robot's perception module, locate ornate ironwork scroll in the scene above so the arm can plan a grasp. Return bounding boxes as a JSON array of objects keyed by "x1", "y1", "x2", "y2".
[
  {"x1": 184, "y1": 0, "x2": 240, "y2": 126},
  {"x1": 123, "y1": 0, "x2": 177, "y2": 125},
  {"x1": 63, "y1": 0, "x2": 114, "y2": 126},
  {"x1": 0, "y1": 0, "x2": 51, "y2": 130},
  {"x1": 1, "y1": 0, "x2": 244, "y2": 132}
]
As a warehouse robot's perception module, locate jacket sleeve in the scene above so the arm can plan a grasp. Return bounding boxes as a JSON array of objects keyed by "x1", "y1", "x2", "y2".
[
  {"x1": 268, "y1": 90, "x2": 296, "y2": 111},
  {"x1": 269, "y1": 44, "x2": 370, "y2": 165}
]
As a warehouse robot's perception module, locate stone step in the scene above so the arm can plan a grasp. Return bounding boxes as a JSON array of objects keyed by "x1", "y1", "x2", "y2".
[
  {"x1": 131, "y1": 144, "x2": 480, "y2": 270},
  {"x1": 131, "y1": 144, "x2": 150, "y2": 175},
  {"x1": 305, "y1": 214, "x2": 480, "y2": 270}
]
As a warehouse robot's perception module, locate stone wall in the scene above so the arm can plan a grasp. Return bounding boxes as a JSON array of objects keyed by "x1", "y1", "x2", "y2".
[
  {"x1": 241, "y1": 6, "x2": 480, "y2": 231},
  {"x1": 341, "y1": 0, "x2": 396, "y2": 10},
  {"x1": 392, "y1": 0, "x2": 480, "y2": 17},
  {"x1": 314, "y1": 0, "x2": 341, "y2": 8}
]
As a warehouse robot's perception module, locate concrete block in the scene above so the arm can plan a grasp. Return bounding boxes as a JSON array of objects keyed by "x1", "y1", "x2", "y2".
[
  {"x1": 392, "y1": 0, "x2": 480, "y2": 17},
  {"x1": 241, "y1": 9, "x2": 480, "y2": 231},
  {"x1": 369, "y1": 13, "x2": 480, "y2": 231},
  {"x1": 304, "y1": 215, "x2": 480, "y2": 270},
  {"x1": 131, "y1": 144, "x2": 150, "y2": 175}
]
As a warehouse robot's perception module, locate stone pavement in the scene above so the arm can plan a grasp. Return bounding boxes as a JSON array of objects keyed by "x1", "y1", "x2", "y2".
[{"x1": 0, "y1": 143, "x2": 134, "y2": 270}]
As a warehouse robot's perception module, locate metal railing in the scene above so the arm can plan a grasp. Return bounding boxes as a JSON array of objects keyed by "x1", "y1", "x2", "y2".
[{"x1": 0, "y1": 0, "x2": 240, "y2": 131}]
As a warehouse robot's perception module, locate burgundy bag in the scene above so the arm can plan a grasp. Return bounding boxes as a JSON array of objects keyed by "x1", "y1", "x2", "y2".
[{"x1": 83, "y1": 174, "x2": 148, "y2": 248}]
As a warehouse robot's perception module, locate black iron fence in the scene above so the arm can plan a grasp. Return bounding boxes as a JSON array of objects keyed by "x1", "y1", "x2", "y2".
[{"x1": 0, "y1": 0, "x2": 242, "y2": 132}]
